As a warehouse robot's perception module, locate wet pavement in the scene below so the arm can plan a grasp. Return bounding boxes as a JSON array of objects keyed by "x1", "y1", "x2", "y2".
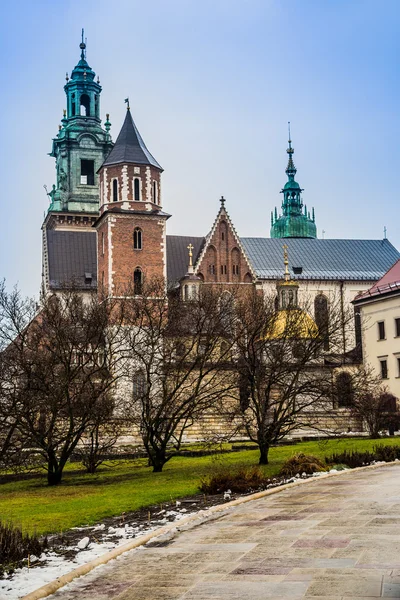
[{"x1": 51, "y1": 464, "x2": 400, "y2": 599}]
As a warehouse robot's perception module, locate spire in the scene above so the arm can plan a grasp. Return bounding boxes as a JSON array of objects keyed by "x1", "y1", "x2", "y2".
[
  {"x1": 286, "y1": 122, "x2": 297, "y2": 179},
  {"x1": 102, "y1": 105, "x2": 162, "y2": 169},
  {"x1": 80, "y1": 28, "x2": 86, "y2": 61},
  {"x1": 283, "y1": 243, "x2": 290, "y2": 282}
]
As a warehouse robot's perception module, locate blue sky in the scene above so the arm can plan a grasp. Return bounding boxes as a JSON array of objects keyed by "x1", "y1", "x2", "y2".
[{"x1": 0, "y1": 0, "x2": 399, "y2": 297}]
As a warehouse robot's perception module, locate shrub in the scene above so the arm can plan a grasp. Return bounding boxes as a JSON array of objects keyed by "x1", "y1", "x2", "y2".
[
  {"x1": 279, "y1": 453, "x2": 326, "y2": 478},
  {"x1": 325, "y1": 449, "x2": 375, "y2": 468},
  {"x1": 199, "y1": 464, "x2": 267, "y2": 494},
  {"x1": 373, "y1": 444, "x2": 400, "y2": 462},
  {"x1": 0, "y1": 521, "x2": 47, "y2": 576}
]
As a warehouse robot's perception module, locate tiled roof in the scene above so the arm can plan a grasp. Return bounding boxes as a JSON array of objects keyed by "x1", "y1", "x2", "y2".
[
  {"x1": 166, "y1": 236, "x2": 206, "y2": 284},
  {"x1": 47, "y1": 230, "x2": 97, "y2": 290},
  {"x1": 354, "y1": 258, "x2": 400, "y2": 302},
  {"x1": 240, "y1": 238, "x2": 400, "y2": 281},
  {"x1": 102, "y1": 110, "x2": 162, "y2": 169}
]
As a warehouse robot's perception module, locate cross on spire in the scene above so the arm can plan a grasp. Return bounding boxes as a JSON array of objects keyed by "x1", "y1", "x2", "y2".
[
  {"x1": 187, "y1": 243, "x2": 194, "y2": 267},
  {"x1": 283, "y1": 243, "x2": 290, "y2": 281}
]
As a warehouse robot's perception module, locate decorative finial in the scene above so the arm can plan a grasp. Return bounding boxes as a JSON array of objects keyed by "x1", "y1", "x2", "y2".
[
  {"x1": 124, "y1": 97, "x2": 130, "y2": 110},
  {"x1": 80, "y1": 28, "x2": 86, "y2": 60},
  {"x1": 58, "y1": 125, "x2": 62, "y2": 132},
  {"x1": 83, "y1": 69, "x2": 87, "y2": 79},
  {"x1": 97, "y1": 75, "x2": 100, "y2": 84},
  {"x1": 187, "y1": 243, "x2": 194, "y2": 268},
  {"x1": 384, "y1": 226, "x2": 387, "y2": 239},
  {"x1": 287, "y1": 121, "x2": 294, "y2": 155},
  {"x1": 65, "y1": 72, "x2": 69, "y2": 82},
  {"x1": 283, "y1": 243, "x2": 290, "y2": 282},
  {"x1": 105, "y1": 113, "x2": 111, "y2": 133},
  {"x1": 220, "y1": 195, "x2": 226, "y2": 206},
  {"x1": 63, "y1": 109, "x2": 66, "y2": 118}
]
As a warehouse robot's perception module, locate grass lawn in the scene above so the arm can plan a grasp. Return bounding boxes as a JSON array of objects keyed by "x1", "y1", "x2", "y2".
[{"x1": 1, "y1": 437, "x2": 399, "y2": 535}]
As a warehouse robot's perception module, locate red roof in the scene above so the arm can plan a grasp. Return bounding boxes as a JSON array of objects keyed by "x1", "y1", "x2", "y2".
[{"x1": 354, "y1": 259, "x2": 400, "y2": 301}]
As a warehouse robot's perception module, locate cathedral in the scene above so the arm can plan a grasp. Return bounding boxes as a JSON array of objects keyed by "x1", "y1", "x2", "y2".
[{"x1": 41, "y1": 37, "x2": 400, "y2": 354}]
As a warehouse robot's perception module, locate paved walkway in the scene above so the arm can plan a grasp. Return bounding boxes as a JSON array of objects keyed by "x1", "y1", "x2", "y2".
[{"x1": 52, "y1": 464, "x2": 400, "y2": 599}]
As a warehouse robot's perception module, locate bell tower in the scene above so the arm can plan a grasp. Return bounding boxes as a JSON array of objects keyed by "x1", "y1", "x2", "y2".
[
  {"x1": 46, "y1": 30, "x2": 113, "y2": 216},
  {"x1": 96, "y1": 101, "x2": 170, "y2": 296}
]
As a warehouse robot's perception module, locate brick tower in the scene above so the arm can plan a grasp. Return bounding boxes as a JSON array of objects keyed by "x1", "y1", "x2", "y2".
[{"x1": 96, "y1": 102, "x2": 170, "y2": 296}]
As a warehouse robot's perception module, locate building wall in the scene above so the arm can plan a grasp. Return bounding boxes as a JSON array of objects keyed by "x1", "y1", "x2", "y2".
[
  {"x1": 359, "y1": 293, "x2": 400, "y2": 399},
  {"x1": 100, "y1": 164, "x2": 161, "y2": 211}
]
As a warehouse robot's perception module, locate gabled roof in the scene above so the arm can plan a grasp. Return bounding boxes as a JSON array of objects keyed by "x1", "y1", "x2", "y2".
[
  {"x1": 47, "y1": 230, "x2": 97, "y2": 290},
  {"x1": 354, "y1": 258, "x2": 400, "y2": 303},
  {"x1": 102, "y1": 109, "x2": 162, "y2": 170},
  {"x1": 240, "y1": 238, "x2": 400, "y2": 281},
  {"x1": 166, "y1": 236, "x2": 205, "y2": 284}
]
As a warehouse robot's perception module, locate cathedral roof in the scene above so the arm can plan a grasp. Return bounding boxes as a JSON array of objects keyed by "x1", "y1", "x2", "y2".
[
  {"x1": 241, "y1": 238, "x2": 400, "y2": 281},
  {"x1": 102, "y1": 109, "x2": 162, "y2": 170},
  {"x1": 46, "y1": 230, "x2": 97, "y2": 290},
  {"x1": 167, "y1": 236, "x2": 205, "y2": 284}
]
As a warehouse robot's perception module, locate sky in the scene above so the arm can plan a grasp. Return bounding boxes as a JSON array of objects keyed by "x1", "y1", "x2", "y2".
[{"x1": 0, "y1": 0, "x2": 399, "y2": 297}]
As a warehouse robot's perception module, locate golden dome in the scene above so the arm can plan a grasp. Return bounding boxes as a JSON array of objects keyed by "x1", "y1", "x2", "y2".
[{"x1": 263, "y1": 308, "x2": 319, "y2": 340}]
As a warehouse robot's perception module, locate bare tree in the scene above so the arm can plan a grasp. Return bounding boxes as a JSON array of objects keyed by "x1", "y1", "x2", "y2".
[
  {"x1": 233, "y1": 287, "x2": 357, "y2": 464},
  {"x1": 0, "y1": 282, "x2": 124, "y2": 485},
  {"x1": 121, "y1": 277, "x2": 237, "y2": 472}
]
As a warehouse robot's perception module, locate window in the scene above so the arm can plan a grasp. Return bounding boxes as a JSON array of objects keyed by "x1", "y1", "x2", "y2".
[
  {"x1": 380, "y1": 359, "x2": 388, "y2": 379},
  {"x1": 112, "y1": 179, "x2": 118, "y2": 202},
  {"x1": 134, "y1": 178, "x2": 140, "y2": 201},
  {"x1": 71, "y1": 93, "x2": 76, "y2": 116},
  {"x1": 378, "y1": 321, "x2": 385, "y2": 340},
  {"x1": 397, "y1": 357, "x2": 400, "y2": 378},
  {"x1": 315, "y1": 294, "x2": 329, "y2": 351},
  {"x1": 220, "y1": 265, "x2": 227, "y2": 275},
  {"x1": 101, "y1": 232, "x2": 105, "y2": 257},
  {"x1": 101, "y1": 271, "x2": 104, "y2": 288},
  {"x1": 221, "y1": 231, "x2": 225, "y2": 241},
  {"x1": 335, "y1": 372, "x2": 354, "y2": 407},
  {"x1": 232, "y1": 265, "x2": 239, "y2": 275},
  {"x1": 80, "y1": 159, "x2": 95, "y2": 185},
  {"x1": 133, "y1": 228, "x2": 142, "y2": 250},
  {"x1": 395, "y1": 318, "x2": 400, "y2": 337},
  {"x1": 209, "y1": 264, "x2": 215, "y2": 275},
  {"x1": 80, "y1": 94, "x2": 91, "y2": 116},
  {"x1": 153, "y1": 181, "x2": 157, "y2": 203},
  {"x1": 354, "y1": 306, "x2": 362, "y2": 348},
  {"x1": 132, "y1": 371, "x2": 146, "y2": 400},
  {"x1": 134, "y1": 268, "x2": 142, "y2": 295}
]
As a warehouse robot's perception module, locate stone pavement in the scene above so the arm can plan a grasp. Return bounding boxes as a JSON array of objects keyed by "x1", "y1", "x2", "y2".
[{"x1": 52, "y1": 464, "x2": 400, "y2": 599}]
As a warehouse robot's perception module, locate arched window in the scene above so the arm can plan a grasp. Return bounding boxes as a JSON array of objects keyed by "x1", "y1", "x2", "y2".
[
  {"x1": 134, "y1": 178, "x2": 140, "y2": 201},
  {"x1": 134, "y1": 268, "x2": 143, "y2": 295},
  {"x1": 220, "y1": 221, "x2": 227, "y2": 244},
  {"x1": 133, "y1": 228, "x2": 142, "y2": 250},
  {"x1": 153, "y1": 181, "x2": 157, "y2": 203},
  {"x1": 132, "y1": 371, "x2": 146, "y2": 401},
  {"x1": 112, "y1": 179, "x2": 118, "y2": 202},
  {"x1": 71, "y1": 93, "x2": 76, "y2": 116},
  {"x1": 80, "y1": 94, "x2": 91, "y2": 116},
  {"x1": 232, "y1": 248, "x2": 240, "y2": 278},
  {"x1": 335, "y1": 372, "x2": 354, "y2": 408},
  {"x1": 315, "y1": 294, "x2": 329, "y2": 350}
]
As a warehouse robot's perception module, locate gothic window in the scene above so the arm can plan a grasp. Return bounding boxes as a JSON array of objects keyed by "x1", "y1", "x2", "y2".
[
  {"x1": 133, "y1": 228, "x2": 142, "y2": 250},
  {"x1": 112, "y1": 179, "x2": 118, "y2": 202},
  {"x1": 220, "y1": 265, "x2": 227, "y2": 275},
  {"x1": 132, "y1": 371, "x2": 146, "y2": 401},
  {"x1": 134, "y1": 178, "x2": 141, "y2": 201},
  {"x1": 231, "y1": 248, "x2": 240, "y2": 277},
  {"x1": 220, "y1": 221, "x2": 228, "y2": 244},
  {"x1": 80, "y1": 159, "x2": 94, "y2": 185},
  {"x1": 80, "y1": 94, "x2": 91, "y2": 116},
  {"x1": 134, "y1": 268, "x2": 143, "y2": 295},
  {"x1": 244, "y1": 273, "x2": 252, "y2": 283},
  {"x1": 209, "y1": 264, "x2": 215, "y2": 275},
  {"x1": 314, "y1": 294, "x2": 329, "y2": 350},
  {"x1": 153, "y1": 181, "x2": 158, "y2": 203},
  {"x1": 207, "y1": 246, "x2": 217, "y2": 280},
  {"x1": 335, "y1": 372, "x2": 354, "y2": 408}
]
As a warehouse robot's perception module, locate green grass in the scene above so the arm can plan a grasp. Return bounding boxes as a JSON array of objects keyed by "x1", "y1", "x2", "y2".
[{"x1": 1, "y1": 437, "x2": 399, "y2": 536}]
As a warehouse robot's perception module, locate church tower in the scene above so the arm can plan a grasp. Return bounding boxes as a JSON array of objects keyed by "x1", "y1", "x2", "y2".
[
  {"x1": 41, "y1": 32, "x2": 113, "y2": 296},
  {"x1": 96, "y1": 102, "x2": 169, "y2": 296},
  {"x1": 270, "y1": 126, "x2": 317, "y2": 239}
]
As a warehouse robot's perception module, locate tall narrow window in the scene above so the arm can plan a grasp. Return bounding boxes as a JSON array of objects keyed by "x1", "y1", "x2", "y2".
[
  {"x1": 132, "y1": 371, "x2": 146, "y2": 400},
  {"x1": 101, "y1": 232, "x2": 105, "y2": 257},
  {"x1": 397, "y1": 357, "x2": 400, "y2": 377},
  {"x1": 71, "y1": 93, "x2": 76, "y2": 116},
  {"x1": 134, "y1": 178, "x2": 140, "y2": 201},
  {"x1": 354, "y1": 306, "x2": 362, "y2": 348},
  {"x1": 153, "y1": 181, "x2": 157, "y2": 203},
  {"x1": 80, "y1": 94, "x2": 90, "y2": 116},
  {"x1": 133, "y1": 228, "x2": 142, "y2": 250},
  {"x1": 395, "y1": 318, "x2": 400, "y2": 337},
  {"x1": 113, "y1": 179, "x2": 118, "y2": 202},
  {"x1": 315, "y1": 294, "x2": 329, "y2": 350},
  {"x1": 378, "y1": 321, "x2": 385, "y2": 340},
  {"x1": 380, "y1": 359, "x2": 388, "y2": 379},
  {"x1": 134, "y1": 268, "x2": 142, "y2": 295},
  {"x1": 81, "y1": 159, "x2": 94, "y2": 185}
]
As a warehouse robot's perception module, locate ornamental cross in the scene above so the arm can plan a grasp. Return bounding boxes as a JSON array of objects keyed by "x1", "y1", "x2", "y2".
[
  {"x1": 282, "y1": 244, "x2": 290, "y2": 281},
  {"x1": 187, "y1": 243, "x2": 194, "y2": 267}
]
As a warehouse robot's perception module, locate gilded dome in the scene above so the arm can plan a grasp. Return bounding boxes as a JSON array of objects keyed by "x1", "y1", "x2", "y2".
[{"x1": 263, "y1": 308, "x2": 318, "y2": 340}]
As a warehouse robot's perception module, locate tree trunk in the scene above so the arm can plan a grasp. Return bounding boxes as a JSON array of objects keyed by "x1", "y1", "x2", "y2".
[
  {"x1": 258, "y1": 443, "x2": 270, "y2": 465},
  {"x1": 151, "y1": 449, "x2": 167, "y2": 472},
  {"x1": 47, "y1": 466, "x2": 63, "y2": 486}
]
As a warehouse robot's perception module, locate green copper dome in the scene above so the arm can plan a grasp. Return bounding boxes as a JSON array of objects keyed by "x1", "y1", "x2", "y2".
[{"x1": 270, "y1": 127, "x2": 317, "y2": 239}]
